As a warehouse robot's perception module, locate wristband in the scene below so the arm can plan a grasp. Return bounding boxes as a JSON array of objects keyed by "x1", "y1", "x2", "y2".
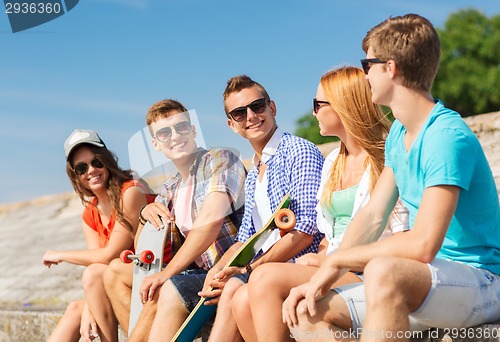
[
  {"x1": 245, "y1": 264, "x2": 253, "y2": 275},
  {"x1": 139, "y1": 204, "x2": 148, "y2": 224}
]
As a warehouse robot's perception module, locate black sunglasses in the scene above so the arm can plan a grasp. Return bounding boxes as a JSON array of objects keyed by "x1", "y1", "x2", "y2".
[
  {"x1": 228, "y1": 98, "x2": 268, "y2": 122},
  {"x1": 360, "y1": 58, "x2": 387, "y2": 75},
  {"x1": 74, "y1": 157, "x2": 104, "y2": 175},
  {"x1": 155, "y1": 121, "x2": 192, "y2": 142},
  {"x1": 313, "y1": 98, "x2": 330, "y2": 114}
]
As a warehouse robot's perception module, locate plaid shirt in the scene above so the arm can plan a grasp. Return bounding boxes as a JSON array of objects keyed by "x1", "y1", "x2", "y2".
[
  {"x1": 236, "y1": 132, "x2": 324, "y2": 260},
  {"x1": 158, "y1": 147, "x2": 246, "y2": 270}
]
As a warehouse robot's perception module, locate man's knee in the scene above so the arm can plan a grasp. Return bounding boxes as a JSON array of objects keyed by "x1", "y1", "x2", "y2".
[
  {"x1": 364, "y1": 256, "x2": 408, "y2": 303},
  {"x1": 219, "y1": 278, "x2": 244, "y2": 308},
  {"x1": 104, "y1": 259, "x2": 131, "y2": 290}
]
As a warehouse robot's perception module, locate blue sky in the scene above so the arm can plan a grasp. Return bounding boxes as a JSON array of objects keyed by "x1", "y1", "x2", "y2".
[{"x1": 1, "y1": 0, "x2": 499, "y2": 204}]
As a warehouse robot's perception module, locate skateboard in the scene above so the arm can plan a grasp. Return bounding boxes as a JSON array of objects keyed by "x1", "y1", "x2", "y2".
[
  {"x1": 171, "y1": 194, "x2": 295, "y2": 342},
  {"x1": 120, "y1": 219, "x2": 171, "y2": 336}
]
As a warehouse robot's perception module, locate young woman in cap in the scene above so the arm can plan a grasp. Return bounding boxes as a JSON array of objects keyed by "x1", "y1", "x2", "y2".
[{"x1": 43, "y1": 129, "x2": 156, "y2": 342}]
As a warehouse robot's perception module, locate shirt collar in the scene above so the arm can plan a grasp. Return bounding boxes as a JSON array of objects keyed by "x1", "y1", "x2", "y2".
[{"x1": 252, "y1": 127, "x2": 283, "y2": 168}]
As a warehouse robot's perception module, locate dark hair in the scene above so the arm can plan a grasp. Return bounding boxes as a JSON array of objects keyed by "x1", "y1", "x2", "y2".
[{"x1": 66, "y1": 144, "x2": 153, "y2": 232}]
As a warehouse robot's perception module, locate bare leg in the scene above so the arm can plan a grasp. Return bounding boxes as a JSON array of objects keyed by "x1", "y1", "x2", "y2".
[
  {"x1": 149, "y1": 280, "x2": 190, "y2": 341},
  {"x1": 104, "y1": 258, "x2": 134, "y2": 335},
  {"x1": 361, "y1": 256, "x2": 431, "y2": 342},
  {"x1": 83, "y1": 263, "x2": 118, "y2": 342},
  {"x1": 293, "y1": 290, "x2": 355, "y2": 342},
  {"x1": 47, "y1": 299, "x2": 84, "y2": 342},
  {"x1": 208, "y1": 278, "x2": 245, "y2": 342},
  {"x1": 232, "y1": 285, "x2": 256, "y2": 342},
  {"x1": 128, "y1": 285, "x2": 160, "y2": 342},
  {"x1": 248, "y1": 263, "x2": 361, "y2": 342}
]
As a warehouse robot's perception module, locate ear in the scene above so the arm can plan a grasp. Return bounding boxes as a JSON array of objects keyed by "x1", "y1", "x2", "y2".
[
  {"x1": 387, "y1": 60, "x2": 398, "y2": 79},
  {"x1": 191, "y1": 125, "x2": 197, "y2": 138},
  {"x1": 227, "y1": 118, "x2": 239, "y2": 134},
  {"x1": 269, "y1": 100, "x2": 277, "y2": 117},
  {"x1": 151, "y1": 137, "x2": 161, "y2": 152}
]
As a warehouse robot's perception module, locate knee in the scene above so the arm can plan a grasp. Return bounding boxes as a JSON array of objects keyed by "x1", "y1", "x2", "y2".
[
  {"x1": 231, "y1": 285, "x2": 249, "y2": 320},
  {"x1": 219, "y1": 278, "x2": 242, "y2": 307},
  {"x1": 363, "y1": 257, "x2": 404, "y2": 302},
  {"x1": 294, "y1": 299, "x2": 315, "y2": 334},
  {"x1": 64, "y1": 299, "x2": 85, "y2": 318},
  {"x1": 103, "y1": 259, "x2": 123, "y2": 290},
  {"x1": 82, "y1": 264, "x2": 105, "y2": 291},
  {"x1": 248, "y1": 264, "x2": 278, "y2": 296}
]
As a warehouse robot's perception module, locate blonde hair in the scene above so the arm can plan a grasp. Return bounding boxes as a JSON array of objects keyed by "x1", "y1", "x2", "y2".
[{"x1": 320, "y1": 66, "x2": 391, "y2": 206}]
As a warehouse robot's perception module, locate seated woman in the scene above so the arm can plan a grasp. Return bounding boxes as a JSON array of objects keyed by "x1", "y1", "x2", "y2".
[
  {"x1": 42, "y1": 129, "x2": 156, "y2": 342},
  {"x1": 232, "y1": 66, "x2": 409, "y2": 341}
]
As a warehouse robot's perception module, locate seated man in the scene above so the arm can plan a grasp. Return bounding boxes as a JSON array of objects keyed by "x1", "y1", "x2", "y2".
[
  {"x1": 148, "y1": 75, "x2": 325, "y2": 341},
  {"x1": 283, "y1": 14, "x2": 500, "y2": 342},
  {"x1": 103, "y1": 99, "x2": 246, "y2": 341}
]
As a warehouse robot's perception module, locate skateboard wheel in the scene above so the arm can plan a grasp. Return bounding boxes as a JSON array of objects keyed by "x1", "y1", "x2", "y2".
[
  {"x1": 140, "y1": 250, "x2": 155, "y2": 264},
  {"x1": 120, "y1": 250, "x2": 134, "y2": 263},
  {"x1": 276, "y1": 208, "x2": 296, "y2": 236}
]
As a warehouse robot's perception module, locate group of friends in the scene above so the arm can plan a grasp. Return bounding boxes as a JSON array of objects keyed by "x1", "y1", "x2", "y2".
[{"x1": 42, "y1": 13, "x2": 500, "y2": 342}]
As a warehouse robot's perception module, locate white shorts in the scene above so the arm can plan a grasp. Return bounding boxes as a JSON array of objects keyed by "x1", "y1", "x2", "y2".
[{"x1": 334, "y1": 258, "x2": 500, "y2": 335}]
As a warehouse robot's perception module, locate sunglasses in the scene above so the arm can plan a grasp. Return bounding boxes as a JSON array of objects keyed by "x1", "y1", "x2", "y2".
[
  {"x1": 360, "y1": 58, "x2": 387, "y2": 75},
  {"x1": 74, "y1": 157, "x2": 104, "y2": 175},
  {"x1": 228, "y1": 98, "x2": 268, "y2": 122},
  {"x1": 155, "y1": 121, "x2": 192, "y2": 142},
  {"x1": 313, "y1": 98, "x2": 330, "y2": 114}
]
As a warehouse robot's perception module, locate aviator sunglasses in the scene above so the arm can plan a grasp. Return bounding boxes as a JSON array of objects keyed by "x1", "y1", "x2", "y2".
[
  {"x1": 155, "y1": 121, "x2": 192, "y2": 142},
  {"x1": 360, "y1": 58, "x2": 387, "y2": 75},
  {"x1": 74, "y1": 157, "x2": 104, "y2": 175},
  {"x1": 228, "y1": 98, "x2": 268, "y2": 122},
  {"x1": 313, "y1": 98, "x2": 330, "y2": 114}
]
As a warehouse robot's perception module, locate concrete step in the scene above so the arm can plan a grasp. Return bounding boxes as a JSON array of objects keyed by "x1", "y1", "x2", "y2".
[{"x1": 0, "y1": 309, "x2": 498, "y2": 342}]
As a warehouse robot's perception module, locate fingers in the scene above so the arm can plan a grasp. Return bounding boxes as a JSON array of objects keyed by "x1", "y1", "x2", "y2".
[
  {"x1": 140, "y1": 276, "x2": 162, "y2": 304},
  {"x1": 282, "y1": 287, "x2": 301, "y2": 327},
  {"x1": 142, "y1": 203, "x2": 173, "y2": 229}
]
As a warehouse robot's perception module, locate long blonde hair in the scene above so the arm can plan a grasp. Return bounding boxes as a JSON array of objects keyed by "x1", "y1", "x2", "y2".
[{"x1": 320, "y1": 66, "x2": 391, "y2": 206}]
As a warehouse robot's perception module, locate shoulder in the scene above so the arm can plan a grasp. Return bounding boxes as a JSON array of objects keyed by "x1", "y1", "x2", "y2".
[{"x1": 202, "y1": 148, "x2": 245, "y2": 169}]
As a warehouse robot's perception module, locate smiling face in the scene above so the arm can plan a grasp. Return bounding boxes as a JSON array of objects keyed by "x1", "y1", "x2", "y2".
[
  {"x1": 149, "y1": 111, "x2": 197, "y2": 162},
  {"x1": 225, "y1": 85, "x2": 277, "y2": 146},
  {"x1": 71, "y1": 146, "x2": 109, "y2": 194},
  {"x1": 314, "y1": 83, "x2": 344, "y2": 137}
]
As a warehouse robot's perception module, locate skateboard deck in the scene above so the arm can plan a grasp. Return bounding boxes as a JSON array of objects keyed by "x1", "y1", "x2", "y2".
[
  {"x1": 120, "y1": 219, "x2": 170, "y2": 336},
  {"x1": 171, "y1": 194, "x2": 295, "y2": 342}
]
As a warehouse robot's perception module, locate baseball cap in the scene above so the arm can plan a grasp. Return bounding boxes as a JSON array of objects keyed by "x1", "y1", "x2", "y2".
[{"x1": 64, "y1": 129, "x2": 106, "y2": 160}]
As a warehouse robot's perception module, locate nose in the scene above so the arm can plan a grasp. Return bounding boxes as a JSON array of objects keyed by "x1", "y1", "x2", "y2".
[{"x1": 246, "y1": 107, "x2": 259, "y2": 120}]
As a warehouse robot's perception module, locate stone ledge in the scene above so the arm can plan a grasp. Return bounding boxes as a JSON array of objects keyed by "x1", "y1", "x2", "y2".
[
  {"x1": 0, "y1": 310, "x2": 211, "y2": 342},
  {"x1": 0, "y1": 309, "x2": 498, "y2": 342}
]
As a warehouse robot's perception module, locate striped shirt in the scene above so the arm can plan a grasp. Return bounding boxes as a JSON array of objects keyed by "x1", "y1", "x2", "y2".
[
  {"x1": 158, "y1": 147, "x2": 246, "y2": 270},
  {"x1": 236, "y1": 131, "x2": 324, "y2": 260}
]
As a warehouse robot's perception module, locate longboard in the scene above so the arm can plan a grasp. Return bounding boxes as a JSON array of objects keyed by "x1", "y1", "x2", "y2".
[
  {"x1": 120, "y1": 219, "x2": 170, "y2": 335},
  {"x1": 171, "y1": 194, "x2": 295, "y2": 342}
]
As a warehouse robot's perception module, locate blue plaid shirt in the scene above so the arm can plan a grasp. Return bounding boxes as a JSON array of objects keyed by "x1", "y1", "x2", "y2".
[{"x1": 236, "y1": 132, "x2": 324, "y2": 259}]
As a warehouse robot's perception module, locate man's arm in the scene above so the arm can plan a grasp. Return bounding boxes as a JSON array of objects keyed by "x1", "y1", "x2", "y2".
[
  {"x1": 284, "y1": 174, "x2": 460, "y2": 320},
  {"x1": 140, "y1": 191, "x2": 232, "y2": 302}
]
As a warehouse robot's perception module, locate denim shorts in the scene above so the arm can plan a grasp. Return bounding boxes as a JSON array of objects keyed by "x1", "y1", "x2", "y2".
[
  {"x1": 170, "y1": 268, "x2": 208, "y2": 312},
  {"x1": 334, "y1": 258, "x2": 500, "y2": 335},
  {"x1": 170, "y1": 269, "x2": 250, "y2": 312}
]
